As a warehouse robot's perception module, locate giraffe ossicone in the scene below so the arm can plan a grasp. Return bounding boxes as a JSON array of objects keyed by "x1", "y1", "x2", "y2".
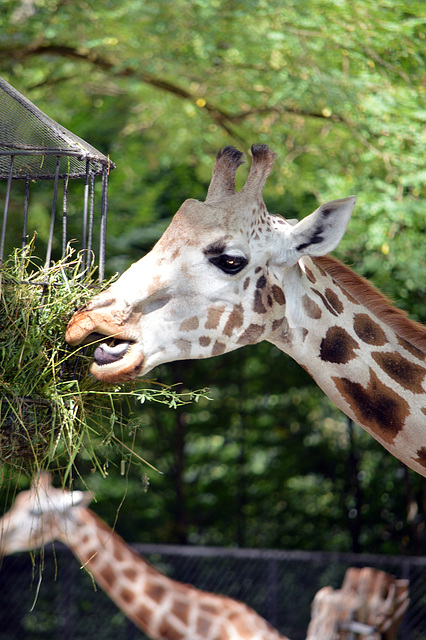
[
  {"x1": 66, "y1": 144, "x2": 426, "y2": 477},
  {"x1": 0, "y1": 473, "x2": 288, "y2": 640}
]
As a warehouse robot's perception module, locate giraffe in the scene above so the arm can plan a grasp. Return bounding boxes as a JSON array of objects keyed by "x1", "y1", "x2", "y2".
[
  {"x1": 306, "y1": 567, "x2": 409, "y2": 640},
  {"x1": 65, "y1": 144, "x2": 426, "y2": 477},
  {"x1": 0, "y1": 473, "x2": 289, "y2": 640},
  {"x1": 0, "y1": 478, "x2": 410, "y2": 640}
]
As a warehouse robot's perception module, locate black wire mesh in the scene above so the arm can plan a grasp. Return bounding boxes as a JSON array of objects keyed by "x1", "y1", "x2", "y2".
[
  {"x1": 0, "y1": 545, "x2": 425, "y2": 640},
  {"x1": 0, "y1": 76, "x2": 114, "y2": 278}
]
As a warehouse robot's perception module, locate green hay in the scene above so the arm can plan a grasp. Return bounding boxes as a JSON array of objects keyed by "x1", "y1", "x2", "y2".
[{"x1": 0, "y1": 241, "x2": 208, "y2": 477}]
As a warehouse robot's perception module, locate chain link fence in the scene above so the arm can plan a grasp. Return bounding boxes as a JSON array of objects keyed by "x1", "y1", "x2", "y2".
[{"x1": 0, "y1": 544, "x2": 425, "y2": 640}]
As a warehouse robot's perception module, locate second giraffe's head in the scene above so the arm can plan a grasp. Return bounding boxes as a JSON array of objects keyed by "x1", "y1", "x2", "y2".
[
  {"x1": 66, "y1": 144, "x2": 356, "y2": 383},
  {"x1": 0, "y1": 474, "x2": 90, "y2": 555}
]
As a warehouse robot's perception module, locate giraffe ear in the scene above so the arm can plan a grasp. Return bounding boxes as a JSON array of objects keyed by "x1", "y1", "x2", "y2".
[
  {"x1": 276, "y1": 196, "x2": 356, "y2": 266},
  {"x1": 51, "y1": 489, "x2": 92, "y2": 514}
]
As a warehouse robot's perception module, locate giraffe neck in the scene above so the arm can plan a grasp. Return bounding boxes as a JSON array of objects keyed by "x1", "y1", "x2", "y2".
[
  {"x1": 58, "y1": 508, "x2": 287, "y2": 640},
  {"x1": 268, "y1": 255, "x2": 426, "y2": 477}
]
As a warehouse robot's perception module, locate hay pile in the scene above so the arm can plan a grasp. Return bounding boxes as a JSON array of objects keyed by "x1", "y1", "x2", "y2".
[{"x1": 0, "y1": 242, "x2": 206, "y2": 475}]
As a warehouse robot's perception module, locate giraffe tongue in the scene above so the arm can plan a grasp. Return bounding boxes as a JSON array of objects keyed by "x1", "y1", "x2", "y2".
[{"x1": 93, "y1": 341, "x2": 131, "y2": 365}]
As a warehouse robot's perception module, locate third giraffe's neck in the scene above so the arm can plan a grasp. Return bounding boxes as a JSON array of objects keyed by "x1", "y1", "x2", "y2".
[{"x1": 269, "y1": 255, "x2": 426, "y2": 477}]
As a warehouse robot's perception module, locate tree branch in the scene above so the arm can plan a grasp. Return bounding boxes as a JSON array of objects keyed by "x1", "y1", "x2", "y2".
[{"x1": 0, "y1": 42, "x2": 383, "y2": 154}]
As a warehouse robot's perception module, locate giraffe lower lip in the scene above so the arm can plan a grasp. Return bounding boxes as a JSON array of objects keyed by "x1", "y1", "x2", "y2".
[{"x1": 93, "y1": 341, "x2": 132, "y2": 365}]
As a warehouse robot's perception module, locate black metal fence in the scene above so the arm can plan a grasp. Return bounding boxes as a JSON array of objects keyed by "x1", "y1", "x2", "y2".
[{"x1": 0, "y1": 544, "x2": 425, "y2": 640}]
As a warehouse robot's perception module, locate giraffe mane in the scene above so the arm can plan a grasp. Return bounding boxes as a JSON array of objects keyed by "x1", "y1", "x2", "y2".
[{"x1": 314, "y1": 255, "x2": 426, "y2": 354}]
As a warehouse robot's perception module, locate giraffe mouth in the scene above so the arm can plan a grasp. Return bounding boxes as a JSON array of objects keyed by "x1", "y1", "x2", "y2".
[{"x1": 77, "y1": 333, "x2": 145, "y2": 382}]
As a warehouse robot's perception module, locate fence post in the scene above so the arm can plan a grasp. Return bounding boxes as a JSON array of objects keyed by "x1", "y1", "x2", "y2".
[{"x1": 266, "y1": 557, "x2": 278, "y2": 627}]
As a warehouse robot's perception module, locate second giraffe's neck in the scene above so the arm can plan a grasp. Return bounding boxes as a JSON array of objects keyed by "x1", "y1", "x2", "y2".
[
  {"x1": 59, "y1": 508, "x2": 169, "y2": 638},
  {"x1": 269, "y1": 255, "x2": 426, "y2": 477},
  {"x1": 58, "y1": 508, "x2": 287, "y2": 640}
]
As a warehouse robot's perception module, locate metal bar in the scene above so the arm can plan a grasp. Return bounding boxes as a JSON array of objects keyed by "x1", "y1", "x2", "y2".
[
  {"x1": 0, "y1": 148, "x2": 106, "y2": 161},
  {"x1": 86, "y1": 173, "x2": 95, "y2": 271},
  {"x1": 266, "y1": 558, "x2": 278, "y2": 628},
  {"x1": 21, "y1": 176, "x2": 30, "y2": 250},
  {"x1": 0, "y1": 155, "x2": 14, "y2": 263},
  {"x1": 99, "y1": 164, "x2": 109, "y2": 281},
  {"x1": 81, "y1": 160, "x2": 90, "y2": 273},
  {"x1": 131, "y1": 544, "x2": 426, "y2": 566},
  {"x1": 62, "y1": 176, "x2": 68, "y2": 257},
  {"x1": 0, "y1": 156, "x2": 14, "y2": 263},
  {"x1": 44, "y1": 156, "x2": 61, "y2": 269}
]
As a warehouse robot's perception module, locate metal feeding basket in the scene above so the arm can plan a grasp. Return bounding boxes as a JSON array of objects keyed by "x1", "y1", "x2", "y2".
[
  {"x1": 0, "y1": 77, "x2": 116, "y2": 470},
  {"x1": 0, "y1": 76, "x2": 115, "y2": 277}
]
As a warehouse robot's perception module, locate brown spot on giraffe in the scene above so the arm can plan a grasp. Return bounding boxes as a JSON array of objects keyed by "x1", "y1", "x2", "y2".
[
  {"x1": 99, "y1": 565, "x2": 116, "y2": 589},
  {"x1": 311, "y1": 288, "x2": 339, "y2": 316},
  {"x1": 278, "y1": 317, "x2": 293, "y2": 345},
  {"x1": 237, "y1": 324, "x2": 265, "y2": 345},
  {"x1": 302, "y1": 294, "x2": 322, "y2": 320},
  {"x1": 229, "y1": 609, "x2": 254, "y2": 636},
  {"x1": 112, "y1": 540, "x2": 125, "y2": 562},
  {"x1": 304, "y1": 265, "x2": 316, "y2": 284},
  {"x1": 172, "y1": 600, "x2": 190, "y2": 626},
  {"x1": 324, "y1": 288, "x2": 344, "y2": 314},
  {"x1": 120, "y1": 587, "x2": 136, "y2": 604},
  {"x1": 253, "y1": 289, "x2": 267, "y2": 314},
  {"x1": 199, "y1": 336, "x2": 211, "y2": 347},
  {"x1": 197, "y1": 615, "x2": 214, "y2": 636},
  {"x1": 337, "y1": 282, "x2": 360, "y2": 305},
  {"x1": 123, "y1": 567, "x2": 138, "y2": 581},
  {"x1": 175, "y1": 339, "x2": 192, "y2": 358},
  {"x1": 179, "y1": 316, "x2": 199, "y2": 332},
  {"x1": 371, "y1": 351, "x2": 426, "y2": 394},
  {"x1": 223, "y1": 304, "x2": 244, "y2": 337},
  {"x1": 271, "y1": 285, "x2": 286, "y2": 306},
  {"x1": 332, "y1": 369, "x2": 410, "y2": 443},
  {"x1": 397, "y1": 336, "x2": 426, "y2": 361},
  {"x1": 320, "y1": 327, "x2": 359, "y2": 364},
  {"x1": 243, "y1": 277, "x2": 250, "y2": 290},
  {"x1": 205, "y1": 305, "x2": 226, "y2": 330},
  {"x1": 414, "y1": 447, "x2": 426, "y2": 468},
  {"x1": 212, "y1": 340, "x2": 227, "y2": 356},
  {"x1": 272, "y1": 318, "x2": 285, "y2": 332},
  {"x1": 200, "y1": 603, "x2": 220, "y2": 616},
  {"x1": 134, "y1": 602, "x2": 153, "y2": 628},
  {"x1": 145, "y1": 581, "x2": 167, "y2": 603},
  {"x1": 353, "y1": 313, "x2": 388, "y2": 346},
  {"x1": 157, "y1": 620, "x2": 186, "y2": 640}
]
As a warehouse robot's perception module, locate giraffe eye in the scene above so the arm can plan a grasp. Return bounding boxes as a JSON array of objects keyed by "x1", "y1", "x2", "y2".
[{"x1": 209, "y1": 254, "x2": 248, "y2": 275}]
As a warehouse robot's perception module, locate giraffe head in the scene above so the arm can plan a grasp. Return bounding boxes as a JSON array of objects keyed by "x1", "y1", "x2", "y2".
[
  {"x1": 0, "y1": 473, "x2": 90, "y2": 555},
  {"x1": 66, "y1": 144, "x2": 356, "y2": 383}
]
